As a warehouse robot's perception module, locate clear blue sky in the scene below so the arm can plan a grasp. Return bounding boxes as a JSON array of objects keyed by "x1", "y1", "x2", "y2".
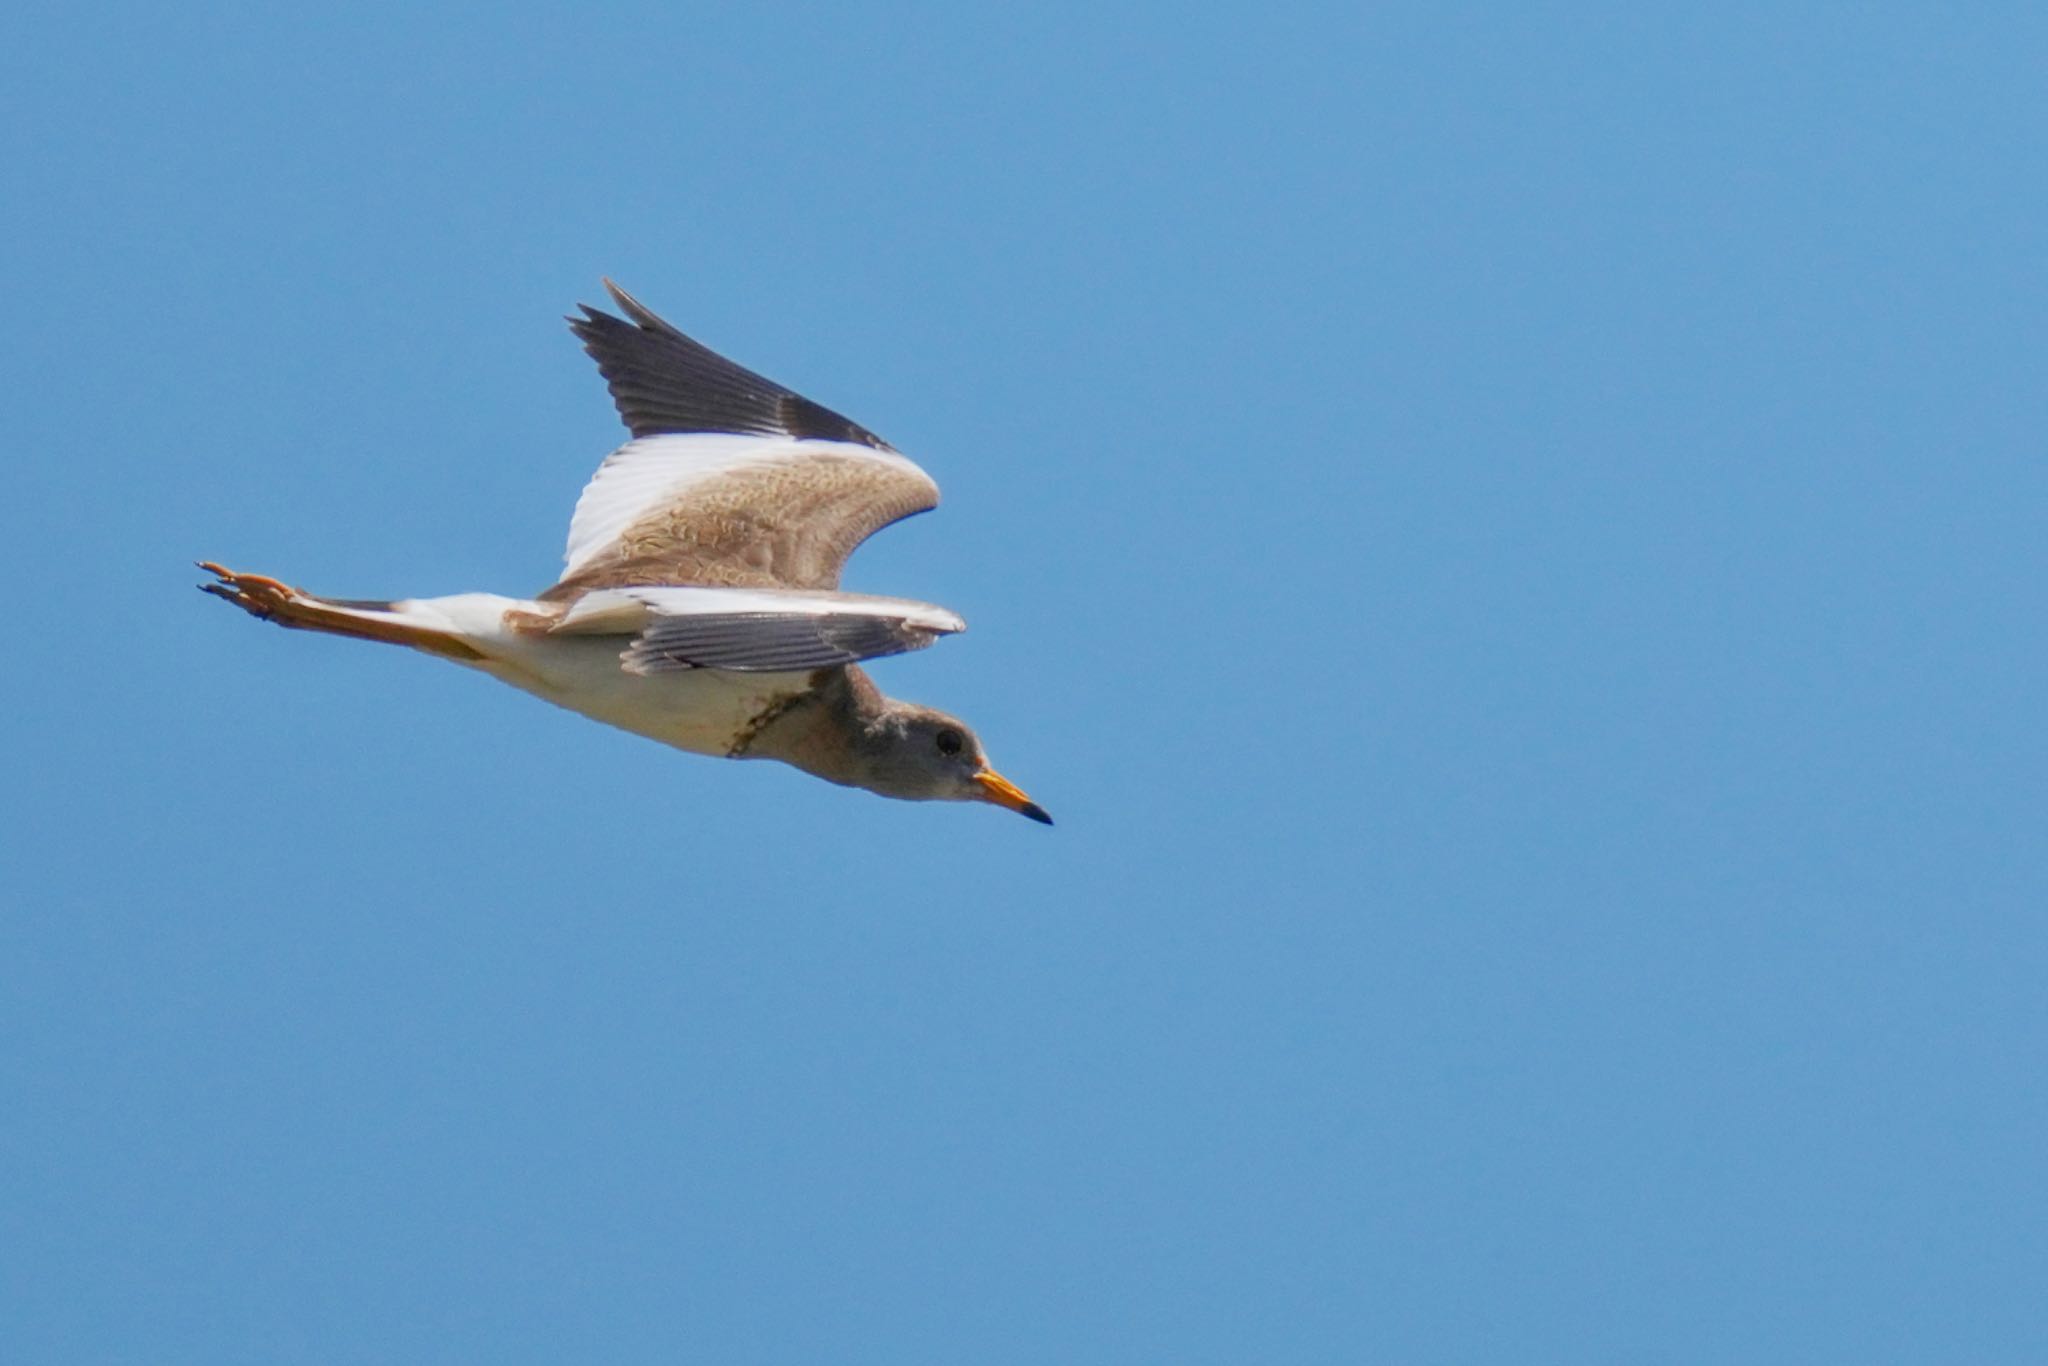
[{"x1": 5, "y1": 3, "x2": 2045, "y2": 1361}]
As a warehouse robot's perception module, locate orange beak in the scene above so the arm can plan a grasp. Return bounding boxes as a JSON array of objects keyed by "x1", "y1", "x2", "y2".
[{"x1": 974, "y1": 767, "x2": 1053, "y2": 825}]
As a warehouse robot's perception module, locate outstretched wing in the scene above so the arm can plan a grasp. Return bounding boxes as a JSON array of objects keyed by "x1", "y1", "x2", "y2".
[
  {"x1": 547, "y1": 281, "x2": 939, "y2": 598},
  {"x1": 552, "y1": 586, "x2": 965, "y2": 675}
]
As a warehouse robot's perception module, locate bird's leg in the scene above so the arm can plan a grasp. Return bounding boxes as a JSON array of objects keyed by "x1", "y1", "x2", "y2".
[{"x1": 196, "y1": 562, "x2": 482, "y2": 660}]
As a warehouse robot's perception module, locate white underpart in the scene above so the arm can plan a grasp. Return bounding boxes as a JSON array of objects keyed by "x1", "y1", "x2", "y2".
[
  {"x1": 303, "y1": 584, "x2": 963, "y2": 759},
  {"x1": 299, "y1": 592, "x2": 815, "y2": 757},
  {"x1": 554, "y1": 585, "x2": 965, "y2": 636},
  {"x1": 562, "y1": 433, "x2": 937, "y2": 576}
]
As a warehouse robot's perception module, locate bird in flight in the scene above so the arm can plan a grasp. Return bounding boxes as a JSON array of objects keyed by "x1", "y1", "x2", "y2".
[{"x1": 201, "y1": 280, "x2": 1050, "y2": 824}]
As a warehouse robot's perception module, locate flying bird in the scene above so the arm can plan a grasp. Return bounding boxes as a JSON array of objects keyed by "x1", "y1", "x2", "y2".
[{"x1": 201, "y1": 280, "x2": 1050, "y2": 823}]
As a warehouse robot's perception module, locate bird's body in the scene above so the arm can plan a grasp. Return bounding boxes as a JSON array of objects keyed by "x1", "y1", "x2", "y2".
[
  {"x1": 292, "y1": 590, "x2": 811, "y2": 757},
  {"x1": 201, "y1": 282, "x2": 1049, "y2": 822}
]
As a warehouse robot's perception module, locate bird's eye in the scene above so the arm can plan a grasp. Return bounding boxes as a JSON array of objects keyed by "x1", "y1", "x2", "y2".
[{"x1": 935, "y1": 728, "x2": 964, "y2": 756}]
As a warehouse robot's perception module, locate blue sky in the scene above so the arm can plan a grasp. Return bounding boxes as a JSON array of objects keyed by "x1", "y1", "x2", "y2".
[{"x1": 5, "y1": 2, "x2": 2046, "y2": 1361}]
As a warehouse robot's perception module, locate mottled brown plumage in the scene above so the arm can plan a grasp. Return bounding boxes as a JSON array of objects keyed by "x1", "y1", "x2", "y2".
[{"x1": 541, "y1": 452, "x2": 936, "y2": 600}]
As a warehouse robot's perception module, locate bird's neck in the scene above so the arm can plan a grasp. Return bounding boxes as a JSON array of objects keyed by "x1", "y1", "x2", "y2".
[{"x1": 743, "y1": 666, "x2": 891, "y2": 788}]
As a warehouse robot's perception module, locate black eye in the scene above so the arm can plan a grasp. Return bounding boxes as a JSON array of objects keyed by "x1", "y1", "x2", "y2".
[{"x1": 935, "y1": 728, "x2": 964, "y2": 756}]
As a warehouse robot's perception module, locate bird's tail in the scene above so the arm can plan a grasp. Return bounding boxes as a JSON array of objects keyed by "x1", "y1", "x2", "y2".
[{"x1": 196, "y1": 561, "x2": 485, "y2": 662}]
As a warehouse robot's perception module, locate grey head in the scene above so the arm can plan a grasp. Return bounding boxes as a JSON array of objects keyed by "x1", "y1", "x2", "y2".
[
  {"x1": 748, "y1": 672, "x2": 1052, "y2": 824},
  {"x1": 852, "y1": 701, "x2": 1052, "y2": 823}
]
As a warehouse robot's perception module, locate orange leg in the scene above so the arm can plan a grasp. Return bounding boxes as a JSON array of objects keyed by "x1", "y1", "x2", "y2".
[{"x1": 197, "y1": 562, "x2": 483, "y2": 661}]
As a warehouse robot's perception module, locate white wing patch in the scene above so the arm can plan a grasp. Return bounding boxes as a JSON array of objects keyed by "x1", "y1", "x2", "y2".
[{"x1": 562, "y1": 433, "x2": 936, "y2": 577}]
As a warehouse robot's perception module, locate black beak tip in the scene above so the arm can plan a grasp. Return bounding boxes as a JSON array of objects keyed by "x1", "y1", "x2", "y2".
[{"x1": 1020, "y1": 802, "x2": 1054, "y2": 826}]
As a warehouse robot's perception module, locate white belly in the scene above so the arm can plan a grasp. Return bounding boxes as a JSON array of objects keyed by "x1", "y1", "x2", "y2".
[{"x1": 406, "y1": 593, "x2": 814, "y2": 758}]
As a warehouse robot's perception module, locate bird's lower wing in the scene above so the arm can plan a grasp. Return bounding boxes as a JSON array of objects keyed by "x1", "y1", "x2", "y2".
[{"x1": 551, "y1": 586, "x2": 965, "y2": 675}]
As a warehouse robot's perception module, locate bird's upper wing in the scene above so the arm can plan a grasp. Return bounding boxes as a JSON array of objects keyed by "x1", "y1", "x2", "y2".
[
  {"x1": 552, "y1": 585, "x2": 965, "y2": 675},
  {"x1": 546, "y1": 281, "x2": 939, "y2": 597}
]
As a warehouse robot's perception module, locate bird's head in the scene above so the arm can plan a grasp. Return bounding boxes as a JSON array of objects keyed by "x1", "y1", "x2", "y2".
[{"x1": 856, "y1": 702, "x2": 1052, "y2": 823}]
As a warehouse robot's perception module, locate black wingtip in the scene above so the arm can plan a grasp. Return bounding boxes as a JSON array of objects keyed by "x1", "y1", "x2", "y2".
[
  {"x1": 599, "y1": 278, "x2": 683, "y2": 338},
  {"x1": 564, "y1": 278, "x2": 893, "y2": 449},
  {"x1": 1020, "y1": 802, "x2": 1054, "y2": 826}
]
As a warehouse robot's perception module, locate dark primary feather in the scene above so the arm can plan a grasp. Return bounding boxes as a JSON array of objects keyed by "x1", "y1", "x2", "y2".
[
  {"x1": 621, "y1": 609, "x2": 951, "y2": 675},
  {"x1": 570, "y1": 279, "x2": 891, "y2": 448}
]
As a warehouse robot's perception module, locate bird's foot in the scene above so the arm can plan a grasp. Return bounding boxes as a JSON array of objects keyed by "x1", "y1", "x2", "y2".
[{"x1": 197, "y1": 561, "x2": 301, "y2": 621}]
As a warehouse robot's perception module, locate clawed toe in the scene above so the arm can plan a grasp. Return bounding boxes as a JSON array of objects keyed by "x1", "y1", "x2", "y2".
[{"x1": 196, "y1": 561, "x2": 299, "y2": 620}]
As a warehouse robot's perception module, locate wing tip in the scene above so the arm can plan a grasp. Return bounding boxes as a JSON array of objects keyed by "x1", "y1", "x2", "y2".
[
  {"x1": 566, "y1": 279, "x2": 902, "y2": 450},
  {"x1": 597, "y1": 278, "x2": 682, "y2": 338},
  {"x1": 566, "y1": 278, "x2": 659, "y2": 337}
]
